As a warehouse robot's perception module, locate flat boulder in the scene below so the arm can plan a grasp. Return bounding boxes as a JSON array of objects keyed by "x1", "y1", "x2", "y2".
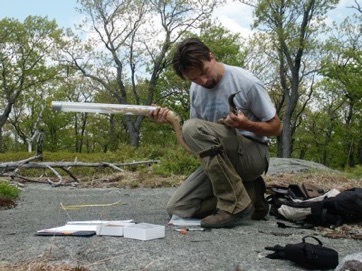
[{"x1": 268, "y1": 158, "x2": 335, "y2": 176}]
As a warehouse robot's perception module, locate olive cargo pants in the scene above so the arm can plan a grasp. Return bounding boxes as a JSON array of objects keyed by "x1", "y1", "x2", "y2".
[{"x1": 166, "y1": 119, "x2": 269, "y2": 218}]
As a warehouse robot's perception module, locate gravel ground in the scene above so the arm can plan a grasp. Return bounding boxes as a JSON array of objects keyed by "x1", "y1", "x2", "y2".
[{"x1": 0, "y1": 181, "x2": 361, "y2": 271}]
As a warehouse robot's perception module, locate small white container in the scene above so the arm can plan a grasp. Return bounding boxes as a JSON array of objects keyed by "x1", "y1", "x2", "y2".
[
  {"x1": 123, "y1": 223, "x2": 165, "y2": 241},
  {"x1": 96, "y1": 222, "x2": 135, "y2": 236},
  {"x1": 96, "y1": 225, "x2": 123, "y2": 236}
]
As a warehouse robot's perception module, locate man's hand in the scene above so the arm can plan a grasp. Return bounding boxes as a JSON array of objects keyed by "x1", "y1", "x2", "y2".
[
  {"x1": 148, "y1": 107, "x2": 171, "y2": 123},
  {"x1": 221, "y1": 112, "x2": 283, "y2": 137},
  {"x1": 222, "y1": 111, "x2": 249, "y2": 129}
]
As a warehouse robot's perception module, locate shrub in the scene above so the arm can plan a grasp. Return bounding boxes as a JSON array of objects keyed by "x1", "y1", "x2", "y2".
[
  {"x1": 153, "y1": 149, "x2": 199, "y2": 176},
  {"x1": 345, "y1": 165, "x2": 362, "y2": 179},
  {"x1": 0, "y1": 181, "x2": 20, "y2": 200}
]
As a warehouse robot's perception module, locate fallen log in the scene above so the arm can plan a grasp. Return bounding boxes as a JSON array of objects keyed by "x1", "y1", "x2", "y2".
[
  {"x1": 1, "y1": 159, "x2": 159, "y2": 187},
  {"x1": 0, "y1": 160, "x2": 159, "y2": 170}
]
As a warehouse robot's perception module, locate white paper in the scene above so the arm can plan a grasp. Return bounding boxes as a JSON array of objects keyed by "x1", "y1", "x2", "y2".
[
  {"x1": 38, "y1": 220, "x2": 134, "y2": 234},
  {"x1": 168, "y1": 215, "x2": 201, "y2": 226},
  {"x1": 37, "y1": 224, "x2": 97, "y2": 233}
]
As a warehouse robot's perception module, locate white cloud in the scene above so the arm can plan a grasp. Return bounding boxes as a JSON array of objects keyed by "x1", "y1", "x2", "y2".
[
  {"x1": 326, "y1": 0, "x2": 357, "y2": 25},
  {"x1": 212, "y1": 0, "x2": 355, "y2": 38},
  {"x1": 212, "y1": 0, "x2": 255, "y2": 38}
]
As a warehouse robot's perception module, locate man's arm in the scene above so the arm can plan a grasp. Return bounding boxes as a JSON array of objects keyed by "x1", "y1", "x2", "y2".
[{"x1": 223, "y1": 112, "x2": 283, "y2": 136}]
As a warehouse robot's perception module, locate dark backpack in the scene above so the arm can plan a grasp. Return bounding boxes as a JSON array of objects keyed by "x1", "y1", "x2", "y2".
[
  {"x1": 306, "y1": 188, "x2": 362, "y2": 226},
  {"x1": 267, "y1": 186, "x2": 362, "y2": 227},
  {"x1": 267, "y1": 183, "x2": 325, "y2": 216}
]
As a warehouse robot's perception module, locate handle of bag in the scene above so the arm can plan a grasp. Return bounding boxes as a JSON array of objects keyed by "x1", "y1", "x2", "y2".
[{"x1": 302, "y1": 235, "x2": 323, "y2": 246}]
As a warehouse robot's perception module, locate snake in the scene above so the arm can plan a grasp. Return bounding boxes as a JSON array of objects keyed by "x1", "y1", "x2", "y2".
[
  {"x1": 109, "y1": 106, "x2": 193, "y2": 153},
  {"x1": 163, "y1": 111, "x2": 193, "y2": 153}
]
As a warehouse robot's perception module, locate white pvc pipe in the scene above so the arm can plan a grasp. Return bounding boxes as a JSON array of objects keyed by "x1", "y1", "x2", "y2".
[{"x1": 51, "y1": 101, "x2": 158, "y2": 115}]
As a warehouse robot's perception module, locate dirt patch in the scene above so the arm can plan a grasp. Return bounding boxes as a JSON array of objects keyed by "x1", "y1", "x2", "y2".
[
  {"x1": 0, "y1": 197, "x2": 16, "y2": 210},
  {"x1": 0, "y1": 261, "x2": 90, "y2": 271}
]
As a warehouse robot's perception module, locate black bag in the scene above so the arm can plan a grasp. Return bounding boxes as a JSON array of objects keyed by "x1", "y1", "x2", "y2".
[
  {"x1": 267, "y1": 186, "x2": 362, "y2": 227},
  {"x1": 265, "y1": 236, "x2": 339, "y2": 270},
  {"x1": 266, "y1": 183, "x2": 325, "y2": 218},
  {"x1": 306, "y1": 188, "x2": 362, "y2": 226}
]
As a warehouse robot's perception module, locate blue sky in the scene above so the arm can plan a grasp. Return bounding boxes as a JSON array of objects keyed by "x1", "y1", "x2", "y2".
[{"x1": 0, "y1": 0, "x2": 79, "y2": 28}]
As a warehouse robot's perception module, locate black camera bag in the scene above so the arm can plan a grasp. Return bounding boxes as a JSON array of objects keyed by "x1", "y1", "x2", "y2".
[{"x1": 266, "y1": 236, "x2": 339, "y2": 270}]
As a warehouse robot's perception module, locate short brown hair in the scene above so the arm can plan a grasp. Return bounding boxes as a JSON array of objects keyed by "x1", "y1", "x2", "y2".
[{"x1": 172, "y1": 38, "x2": 211, "y2": 80}]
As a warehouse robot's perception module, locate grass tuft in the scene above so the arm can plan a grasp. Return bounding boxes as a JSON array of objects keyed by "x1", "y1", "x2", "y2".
[{"x1": 0, "y1": 180, "x2": 20, "y2": 200}]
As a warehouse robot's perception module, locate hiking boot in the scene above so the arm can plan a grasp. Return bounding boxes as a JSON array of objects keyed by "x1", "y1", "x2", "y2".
[
  {"x1": 200, "y1": 203, "x2": 254, "y2": 228},
  {"x1": 251, "y1": 176, "x2": 269, "y2": 220}
]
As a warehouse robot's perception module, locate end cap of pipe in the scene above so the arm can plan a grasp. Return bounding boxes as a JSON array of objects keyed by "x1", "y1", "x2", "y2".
[{"x1": 51, "y1": 101, "x2": 61, "y2": 111}]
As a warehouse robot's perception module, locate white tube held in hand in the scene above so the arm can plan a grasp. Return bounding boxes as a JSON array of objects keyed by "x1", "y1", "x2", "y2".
[{"x1": 51, "y1": 101, "x2": 158, "y2": 115}]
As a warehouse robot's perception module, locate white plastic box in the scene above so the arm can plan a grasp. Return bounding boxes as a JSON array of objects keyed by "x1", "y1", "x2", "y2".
[
  {"x1": 123, "y1": 223, "x2": 165, "y2": 241},
  {"x1": 96, "y1": 223, "x2": 135, "y2": 236}
]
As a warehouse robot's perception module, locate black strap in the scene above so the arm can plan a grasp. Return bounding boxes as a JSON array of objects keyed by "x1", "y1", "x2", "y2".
[
  {"x1": 302, "y1": 236, "x2": 323, "y2": 246},
  {"x1": 321, "y1": 208, "x2": 328, "y2": 225},
  {"x1": 199, "y1": 146, "x2": 224, "y2": 158}
]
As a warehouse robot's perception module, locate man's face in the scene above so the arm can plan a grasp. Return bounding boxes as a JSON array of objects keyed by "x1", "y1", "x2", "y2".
[{"x1": 182, "y1": 54, "x2": 221, "y2": 89}]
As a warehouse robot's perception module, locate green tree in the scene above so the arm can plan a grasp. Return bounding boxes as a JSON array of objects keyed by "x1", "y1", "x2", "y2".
[
  {"x1": 289, "y1": 11, "x2": 362, "y2": 168},
  {"x1": 292, "y1": 80, "x2": 344, "y2": 167},
  {"x1": 240, "y1": 0, "x2": 339, "y2": 158},
  {"x1": 320, "y1": 14, "x2": 362, "y2": 166},
  {"x1": 0, "y1": 16, "x2": 63, "y2": 152},
  {"x1": 199, "y1": 20, "x2": 246, "y2": 68},
  {"x1": 61, "y1": 0, "x2": 222, "y2": 148}
]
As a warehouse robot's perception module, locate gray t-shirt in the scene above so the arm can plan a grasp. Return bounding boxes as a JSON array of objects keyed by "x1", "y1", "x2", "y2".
[{"x1": 190, "y1": 64, "x2": 276, "y2": 143}]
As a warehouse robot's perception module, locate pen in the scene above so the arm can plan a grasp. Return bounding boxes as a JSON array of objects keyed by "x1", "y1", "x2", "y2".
[{"x1": 175, "y1": 227, "x2": 207, "y2": 234}]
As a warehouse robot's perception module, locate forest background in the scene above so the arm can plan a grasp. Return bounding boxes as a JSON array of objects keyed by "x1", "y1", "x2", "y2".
[{"x1": 0, "y1": 0, "x2": 361, "y2": 179}]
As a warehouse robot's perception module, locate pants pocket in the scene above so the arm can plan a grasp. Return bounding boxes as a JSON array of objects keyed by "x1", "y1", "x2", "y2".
[{"x1": 236, "y1": 136, "x2": 268, "y2": 182}]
